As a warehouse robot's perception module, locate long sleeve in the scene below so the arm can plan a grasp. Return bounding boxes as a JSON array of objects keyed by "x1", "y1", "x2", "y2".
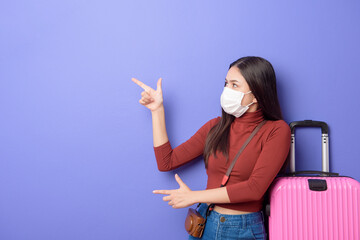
[
  {"x1": 226, "y1": 120, "x2": 291, "y2": 203},
  {"x1": 154, "y1": 117, "x2": 220, "y2": 171}
]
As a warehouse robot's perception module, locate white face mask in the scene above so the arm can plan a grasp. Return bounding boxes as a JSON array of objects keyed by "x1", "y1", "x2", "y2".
[{"x1": 220, "y1": 87, "x2": 254, "y2": 118}]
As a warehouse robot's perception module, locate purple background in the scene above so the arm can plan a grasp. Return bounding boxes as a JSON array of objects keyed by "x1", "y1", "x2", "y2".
[{"x1": 1, "y1": 1, "x2": 360, "y2": 239}]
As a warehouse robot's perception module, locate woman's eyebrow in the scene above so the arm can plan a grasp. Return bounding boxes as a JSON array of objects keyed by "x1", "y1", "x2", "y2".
[{"x1": 225, "y1": 78, "x2": 240, "y2": 82}]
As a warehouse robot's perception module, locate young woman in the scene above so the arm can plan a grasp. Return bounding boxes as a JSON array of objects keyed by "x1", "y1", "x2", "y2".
[{"x1": 132, "y1": 56, "x2": 290, "y2": 240}]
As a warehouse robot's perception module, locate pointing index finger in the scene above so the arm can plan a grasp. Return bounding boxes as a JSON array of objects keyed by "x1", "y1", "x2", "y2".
[
  {"x1": 153, "y1": 189, "x2": 172, "y2": 195},
  {"x1": 131, "y1": 78, "x2": 151, "y2": 92}
]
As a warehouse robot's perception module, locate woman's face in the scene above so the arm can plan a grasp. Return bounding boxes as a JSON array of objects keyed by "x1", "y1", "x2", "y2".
[{"x1": 225, "y1": 66, "x2": 257, "y2": 110}]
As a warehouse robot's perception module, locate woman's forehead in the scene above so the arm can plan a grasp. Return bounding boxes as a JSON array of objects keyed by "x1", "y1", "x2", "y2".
[{"x1": 226, "y1": 67, "x2": 245, "y2": 82}]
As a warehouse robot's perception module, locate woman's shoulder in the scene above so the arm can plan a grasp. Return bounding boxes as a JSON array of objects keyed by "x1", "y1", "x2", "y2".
[
  {"x1": 208, "y1": 116, "x2": 221, "y2": 125},
  {"x1": 264, "y1": 119, "x2": 291, "y2": 138},
  {"x1": 197, "y1": 116, "x2": 221, "y2": 132},
  {"x1": 266, "y1": 119, "x2": 290, "y2": 128},
  {"x1": 192, "y1": 116, "x2": 221, "y2": 138}
]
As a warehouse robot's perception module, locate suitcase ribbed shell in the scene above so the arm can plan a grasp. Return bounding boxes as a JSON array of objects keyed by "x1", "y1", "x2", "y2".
[{"x1": 268, "y1": 176, "x2": 360, "y2": 240}]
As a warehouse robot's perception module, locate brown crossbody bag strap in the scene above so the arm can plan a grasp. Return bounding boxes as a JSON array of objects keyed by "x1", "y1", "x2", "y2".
[{"x1": 205, "y1": 120, "x2": 267, "y2": 215}]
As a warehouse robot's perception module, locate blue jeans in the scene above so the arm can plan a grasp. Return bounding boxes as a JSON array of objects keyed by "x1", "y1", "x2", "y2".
[{"x1": 188, "y1": 203, "x2": 266, "y2": 240}]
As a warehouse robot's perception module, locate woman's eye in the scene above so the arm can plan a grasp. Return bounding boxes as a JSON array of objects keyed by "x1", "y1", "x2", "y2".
[
  {"x1": 233, "y1": 84, "x2": 238, "y2": 88},
  {"x1": 224, "y1": 82, "x2": 228, "y2": 86}
]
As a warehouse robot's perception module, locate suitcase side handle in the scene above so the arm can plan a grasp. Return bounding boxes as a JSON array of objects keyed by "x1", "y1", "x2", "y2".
[{"x1": 289, "y1": 120, "x2": 330, "y2": 173}]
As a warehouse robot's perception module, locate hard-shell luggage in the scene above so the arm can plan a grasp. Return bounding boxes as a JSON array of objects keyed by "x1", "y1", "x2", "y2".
[{"x1": 266, "y1": 120, "x2": 360, "y2": 240}]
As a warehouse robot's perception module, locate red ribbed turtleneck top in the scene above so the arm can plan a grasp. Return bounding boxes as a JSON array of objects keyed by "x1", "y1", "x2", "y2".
[{"x1": 153, "y1": 109, "x2": 290, "y2": 212}]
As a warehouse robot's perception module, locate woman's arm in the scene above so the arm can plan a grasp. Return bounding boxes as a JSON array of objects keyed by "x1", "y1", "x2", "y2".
[
  {"x1": 133, "y1": 77, "x2": 219, "y2": 171},
  {"x1": 153, "y1": 121, "x2": 290, "y2": 208},
  {"x1": 153, "y1": 174, "x2": 230, "y2": 208},
  {"x1": 132, "y1": 77, "x2": 169, "y2": 147},
  {"x1": 191, "y1": 187, "x2": 230, "y2": 204},
  {"x1": 153, "y1": 117, "x2": 219, "y2": 171},
  {"x1": 151, "y1": 106, "x2": 169, "y2": 147}
]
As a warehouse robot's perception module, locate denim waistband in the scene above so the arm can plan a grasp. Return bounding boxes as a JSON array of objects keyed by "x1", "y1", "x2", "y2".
[{"x1": 198, "y1": 203, "x2": 264, "y2": 228}]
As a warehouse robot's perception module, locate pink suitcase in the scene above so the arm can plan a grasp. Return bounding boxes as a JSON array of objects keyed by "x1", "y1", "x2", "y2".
[{"x1": 266, "y1": 120, "x2": 360, "y2": 240}]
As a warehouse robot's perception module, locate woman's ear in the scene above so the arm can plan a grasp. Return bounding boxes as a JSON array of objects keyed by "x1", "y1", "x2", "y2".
[{"x1": 253, "y1": 97, "x2": 258, "y2": 103}]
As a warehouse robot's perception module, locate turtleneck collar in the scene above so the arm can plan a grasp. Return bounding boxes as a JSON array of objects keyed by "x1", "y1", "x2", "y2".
[{"x1": 233, "y1": 109, "x2": 264, "y2": 124}]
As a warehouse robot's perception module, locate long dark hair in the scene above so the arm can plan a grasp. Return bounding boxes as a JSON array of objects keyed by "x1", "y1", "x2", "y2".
[{"x1": 203, "y1": 56, "x2": 283, "y2": 168}]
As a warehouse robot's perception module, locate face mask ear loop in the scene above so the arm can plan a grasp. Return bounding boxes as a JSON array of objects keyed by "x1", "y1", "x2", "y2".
[
  {"x1": 245, "y1": 91, "x2": 257, "y2": 107},
  {"x1": 246, "y1": 101, "x2": 255, "y2": 108}
]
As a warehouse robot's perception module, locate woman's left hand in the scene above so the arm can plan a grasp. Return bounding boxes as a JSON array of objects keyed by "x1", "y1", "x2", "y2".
[{"x1": 153, "y1": 174, "x2": 196, "y2": 209}]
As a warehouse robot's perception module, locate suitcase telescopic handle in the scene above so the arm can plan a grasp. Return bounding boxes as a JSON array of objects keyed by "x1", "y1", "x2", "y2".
[
  {"x1": 290, "y1": 120, "x2": 329, "y2": 134},
  {"x1": 289, "y1": 120, "x2": 330, "y2": 173}
]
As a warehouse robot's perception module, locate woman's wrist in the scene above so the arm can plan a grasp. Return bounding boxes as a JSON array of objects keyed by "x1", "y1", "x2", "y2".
[
  {"x1": 151, "y1": 104, "x2": 164, "y2": 114},
  {"x1": 191, "y1": 191, "x2": 202, "y2": 205},
  {"x1": 191, "y1": 188, "x2": 231, "y2": 204}
]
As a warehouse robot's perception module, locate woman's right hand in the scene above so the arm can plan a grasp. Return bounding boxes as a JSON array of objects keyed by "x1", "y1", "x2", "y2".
[{"x1": 132, "y1": 77, "x2": 163, "y2": 112}]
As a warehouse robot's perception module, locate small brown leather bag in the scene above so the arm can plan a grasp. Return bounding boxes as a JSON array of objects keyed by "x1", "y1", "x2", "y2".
[
  {"x1": 185, "y1": 208, "x2": 206, "y2": 238},
  {"x1": 184, "y1": 120, "x2": 267, "y2": 238}
]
